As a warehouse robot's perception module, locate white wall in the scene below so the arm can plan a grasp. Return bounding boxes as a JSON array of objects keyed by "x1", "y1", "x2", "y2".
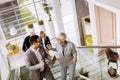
[
  {"x1": 84, "y1": 21, "x2": 92, "y2": 35},
  {"x1": 88, "y1": 1, "x2": 98, "y2": 46},
  {"x1": 0, "y1": 47, "x2": 10, "y2": 80},
  {"x1": 86, "y1": 0, "x2": 120, "y2": 63},
  {"x1": 87, "y1": 1, "x2": 99, "y2": 62},
  {"x1": 70, "y1": 0, "x2": 81, "y2": 46},
  {"x1": 0, "y1": 68, "x2": 1, "y2": 80},
  {"x1": 116, "y1": 12, "x2": 120, "y2": 54}
]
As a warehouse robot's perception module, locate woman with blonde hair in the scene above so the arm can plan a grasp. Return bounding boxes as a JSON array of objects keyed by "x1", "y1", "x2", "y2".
[{"x1": 39, "y1": 31, "x2": 51, "y2": 50}]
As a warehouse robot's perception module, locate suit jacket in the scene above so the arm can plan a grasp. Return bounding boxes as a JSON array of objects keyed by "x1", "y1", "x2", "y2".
[
  {"x1": 25, "y1": 46, "x2": 52, "y2": 80},
  {"x1": 22, "y1": 35, "x2": 31, "y2": 52},
  {"x1": 53, "y1": 41, "x2": 77, "y2": 65},
  {"x1": 40, "y1": 36, "x2": 51, "y2": 49}
]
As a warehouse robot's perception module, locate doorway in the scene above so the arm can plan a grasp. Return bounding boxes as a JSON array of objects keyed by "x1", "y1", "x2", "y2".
[{"x1": 81, "y1": 16, "x2": 93, "y2": 51}]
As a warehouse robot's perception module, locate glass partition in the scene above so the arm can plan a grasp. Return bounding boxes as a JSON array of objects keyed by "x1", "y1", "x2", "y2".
[
  {"x1": 77, "y1": 46, "x2": 120, "y2": 80},
  {"x1": 8, "y1": 46, "x2": 120, "y2": 80}
]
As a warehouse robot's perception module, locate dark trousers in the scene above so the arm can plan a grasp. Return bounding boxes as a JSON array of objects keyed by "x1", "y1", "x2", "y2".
[{"x1": 39, "y1": 67, "x2": 55, "y2": 80}]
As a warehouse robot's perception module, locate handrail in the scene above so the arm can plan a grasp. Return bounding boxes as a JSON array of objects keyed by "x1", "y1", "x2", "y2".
[
  {"x1": 80, "y1": 75, "x2": 90, "y2": 80},
  {"x1": 50, "y1": 37, "x2": 120, "y2": 49},
  {"x1": 77, "y1": 45, "x2": 120, "y2": 48}
]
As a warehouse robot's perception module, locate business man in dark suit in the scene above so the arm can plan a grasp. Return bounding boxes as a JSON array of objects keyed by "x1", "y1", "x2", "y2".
[
  {"x1": 25, "y1": 35, "x2": 55, "y2": 80},
  {"x1": 22, "y1": 23, "x2": 35, "y2": 52}
]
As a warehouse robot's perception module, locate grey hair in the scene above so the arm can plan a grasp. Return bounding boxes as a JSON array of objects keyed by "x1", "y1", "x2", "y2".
[{"x1": 58, "y1": 32, "x2": 66, "y2": 40}]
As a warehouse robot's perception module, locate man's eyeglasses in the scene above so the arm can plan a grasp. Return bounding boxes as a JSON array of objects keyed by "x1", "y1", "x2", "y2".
[{"x1": 36, "y1": 41, "x2": 40, "y2": 43}]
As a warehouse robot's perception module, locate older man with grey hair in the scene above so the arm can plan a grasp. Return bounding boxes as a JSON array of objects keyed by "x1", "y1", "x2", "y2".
[{"x1": 47, "y1": 32, "x2": 77, "y2": 80}]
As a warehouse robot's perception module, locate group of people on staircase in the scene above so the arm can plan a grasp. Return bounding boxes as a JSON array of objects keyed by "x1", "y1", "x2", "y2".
[{"x1": 22, "y1": 24, "x2": 77, "y2": 80}]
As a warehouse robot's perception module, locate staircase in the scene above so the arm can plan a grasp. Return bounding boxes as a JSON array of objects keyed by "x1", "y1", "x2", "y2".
[{"x1": 8, "y1": 61, "x2": 64, "y2": 80}]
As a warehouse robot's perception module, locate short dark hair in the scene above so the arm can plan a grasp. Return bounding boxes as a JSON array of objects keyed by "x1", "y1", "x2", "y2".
[{"x1": 29, "y1": 35, "x2": 39, "y2": 45}]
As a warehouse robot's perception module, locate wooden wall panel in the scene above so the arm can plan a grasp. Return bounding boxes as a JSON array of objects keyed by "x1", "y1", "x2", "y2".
[{"x1": 95, "y1": 6, "x2": 116, "y2": 46}]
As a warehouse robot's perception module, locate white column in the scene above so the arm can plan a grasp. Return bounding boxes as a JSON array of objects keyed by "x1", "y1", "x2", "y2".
[
  {"x1": 116, "y1": 11, "x2": 120, "y2": 53},
  {"x1": 88, "y1": 2, "x2": 98, "y2": 47},
  {"x1": 88, "y1": 1, "x2": 99, "y2": 62},
  {"x1": 0, "y1": 45, "x2": 10, "y2": 80},
  {"x1": 116, "y1": 11, "x2": 120, "y2": 74},
  {"x1": 71, "y1": 0, "x2": 81, "y2": 46},
  {"x1": 47, "y1": 21, "x2": 56, "y2": 38},
  {"x1": 52, "y1": 0, "x2": 65, "y2": 34}
]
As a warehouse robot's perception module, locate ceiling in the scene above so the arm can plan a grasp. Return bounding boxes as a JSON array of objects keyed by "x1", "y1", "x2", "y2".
[{"x1": 96, "y1": 0, "x2": 120, "y2": 10}]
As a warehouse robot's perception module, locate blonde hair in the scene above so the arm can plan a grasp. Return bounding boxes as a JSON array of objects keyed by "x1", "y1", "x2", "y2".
[{"x1": 40, "y1": 31, "x2": 46, "y2": 38}]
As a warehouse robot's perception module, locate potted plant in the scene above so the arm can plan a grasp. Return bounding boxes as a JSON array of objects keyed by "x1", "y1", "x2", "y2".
[
  {"x1": 43, "y1": 1, "x2": 52, "y2": 21},
  {"x1": 38, "y1": 20, "x2": 44, "y2": 25},
  {"x1": 42, "y1": 0, "x2": 55, "y2": 38},
  {"x1": 27, "y1": 23, "x2": 33, "y2": 28},
  {"x1": 37, "y1": 20, "x2": 46, "y2": 33}
]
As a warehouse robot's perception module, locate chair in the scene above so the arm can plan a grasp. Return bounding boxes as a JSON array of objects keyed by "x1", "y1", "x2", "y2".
[{"x1": 105, "y1": 48, "x2": 119, "y2": 69}]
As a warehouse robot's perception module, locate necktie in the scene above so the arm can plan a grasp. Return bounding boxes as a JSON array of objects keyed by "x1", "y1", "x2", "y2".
[{"x1": 62, "y1": 48, "x2": 65, "y2": 56}]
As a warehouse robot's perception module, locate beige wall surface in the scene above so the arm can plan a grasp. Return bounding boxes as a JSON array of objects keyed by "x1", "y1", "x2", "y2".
[{"x1": 95, "y1": 5, "x2": 116, "y2": 46}]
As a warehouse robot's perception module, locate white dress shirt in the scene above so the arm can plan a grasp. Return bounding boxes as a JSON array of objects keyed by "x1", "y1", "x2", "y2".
[
  {"x1": 42, "y1": 38, "x2": 46, "y2": 49},
  {"x1": 30, "y1": 47, "x2": 44, "y2": 71}
]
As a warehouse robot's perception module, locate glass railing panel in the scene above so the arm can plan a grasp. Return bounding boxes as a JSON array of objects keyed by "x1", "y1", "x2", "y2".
[
  {"x1": 76, "y1": 48, "x2": 100, "y2": 80},
  {"x1": 8, "y1": 46, "x2": 120, "y2": 80},
  {"x1": 77, "y1": 46, "x2": 120, "y2": 80}
]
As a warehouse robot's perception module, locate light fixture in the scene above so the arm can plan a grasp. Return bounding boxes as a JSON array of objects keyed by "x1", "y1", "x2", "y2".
[
  {"x1": 9, "y1": 27, "x2": 17, "y2": 44},
  {"x1": 8, "y1": 27, "x2": 19, "y2": 55},
  {"x1": 10, "y1": 27, "x2": 17, "y2": 36}
]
